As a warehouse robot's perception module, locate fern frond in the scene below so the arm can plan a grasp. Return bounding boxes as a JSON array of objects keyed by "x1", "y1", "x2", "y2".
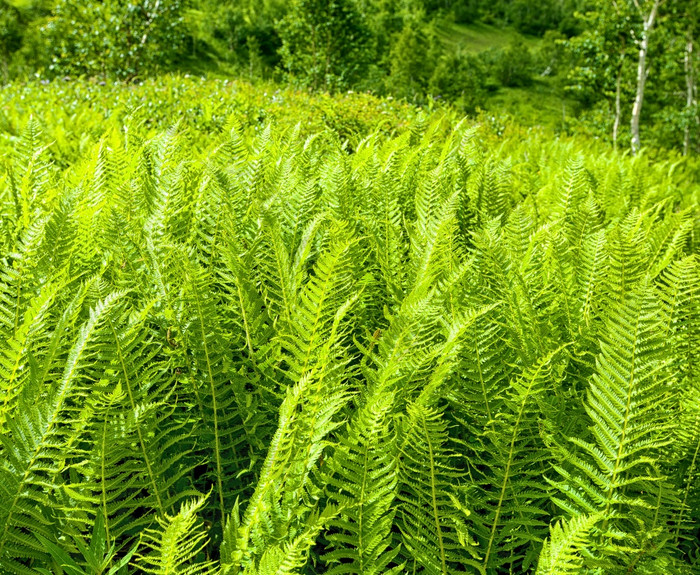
[
  {"x1": 135, "y1": 495, "x2": 216, "y2": 575},
  {"x1": 550, "y1": 283, "x2": 678, "y2": 567},
  {"x1": 323, "y1": 388, "x2": 402, "y2": 575},
  {"x1": 397, "y1": 401, "x2": 481, "y2": 575},
  {"x1": 0, "y1": 289, "x2": 125, "y2": 572},
  {"x1": 535, "y1": 513, "x2": 600, "y2": 575}
]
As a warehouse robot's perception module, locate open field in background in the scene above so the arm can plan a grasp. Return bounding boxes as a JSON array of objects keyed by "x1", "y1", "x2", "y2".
[{"x1": 436, "y1": 21, "x2": 541, "y2": 52}]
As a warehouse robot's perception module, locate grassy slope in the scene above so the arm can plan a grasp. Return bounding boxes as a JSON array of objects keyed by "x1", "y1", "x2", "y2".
[
  {"x1": 436, "y1": 21, "x2": 576, "y2": 131},
  {"x1": 434, "y1": 21, "x2": 539, "y2": 53}
]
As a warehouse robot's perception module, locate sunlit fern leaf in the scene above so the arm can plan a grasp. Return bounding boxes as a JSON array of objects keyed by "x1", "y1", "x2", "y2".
[
  {"x1": 64, "y1": 300, "x2": 198, "y2": 550},
  {"x1": 134, "y1": 495, "x2": 217, "y2": 575},
  {"x1": 567, "y1": 193, "x2": 604, "y2": 261},
  {"x1": 656, "y1": 256, "x2": 700, "y2": 381},
  {"x1": 254, "y1": 215, "x2": 325, "y2": 336},
  {"x1": 278, "y1": 222, "x2": 361, "y2": 385},
  {"x1": 140, "y1": 125, "x2": 197, "y2": 248},
  {"x1": 0, "y1": 280, "x2": 61, "y2": 433},
  {"x1": 244, "y1": 506, "x2": 339, "y2": 575},
  {"x1": 225, "y1": 266, "x2": 358, "y2": 570},
  {"x1": 470, "y1": 218, "x2": 546, "y2": 363},
  {"x1": 470, "y1": 347, "x2": 568, "y2": 574},
  {"x1": 223, "y1": 382, "x2": 308, "y2": 571},
  {"x1": 657, "y1": 257, "x2": 700, "y2": 553},
  {"x1": 9, "y1": 117, "x2": 53, "y2": 231},
  {"x1": 397, "y1": 400, "x2": 481, "y2": 575},
  {"x1": 535, "y1": 513, "x2": 600, "y2": 575},
  {"x1": 553, "y1": 157, "x2": 588, "y2": 235},
  {"x1": 409, "y1": 190, "x2": 463, "y2": 298},
  {"x1": 467, "y1": 158, "x2": 512, "y2": 228},
  {"x1": 322, "y1": 388, "x2": 402, "y2": 575},
  {"x1": 360, "y1": 146, "x2": 408, "y2": 306},
  {"x1": 0, "y1": 289, "x2": 125, "y2": 573},
  {"x1": 366, "y1": 291, "x2": 444, "y2": 403},
  {"x1": 549, "y1": 283, "x2": 678, "y2": 569},
  {"x1": 575, "y1": 228, "x2": 608, "y2": 334},
  {"x1": 448, "y1": 305, "x2": 512, "y2": 443},
  {"x1": 178, "y1": 255, "x2": 247, "y2": 523},
  {"x1": 647, "y1": 210, "x2": 693, "y2": 279},
  {"x1": 603, "y1": 211, "x2": 648, "y2": 306},
  {"x1": 231, "y1": 299, "x2": 353, "y2": 568},
  {"x1": 216, "y1": 235, "x2": 278, "y2": 443},
  {"x1": 0, "y1": 214, "x2": 52, "y2": 340}
]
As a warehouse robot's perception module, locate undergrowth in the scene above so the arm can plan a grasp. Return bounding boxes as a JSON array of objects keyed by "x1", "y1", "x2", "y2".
[{"x1": 0, "y1": 80, "x2": 699, "y2": 574}]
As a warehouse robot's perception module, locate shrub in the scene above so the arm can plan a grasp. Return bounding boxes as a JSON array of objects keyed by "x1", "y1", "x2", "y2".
[
  {"x1": 429, "y1": 50, "x2": 488, "y2": 113},
  {"x1": 39, "y1": 0, "x2": 189, "y2": 79},
  {"x1": 277, "y1": 0, "x2": 374, "y2": 91}
]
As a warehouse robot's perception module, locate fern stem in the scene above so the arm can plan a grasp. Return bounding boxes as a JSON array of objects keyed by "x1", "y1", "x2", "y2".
[
  {"x1": 106, "y1": 317, "x2": 166, "y2": 515},
  {"x1": 191, "y1": 281, "x2": 227, "y2": 522},
  {"x1": 420, "y1": 411, "x2": 448, "y2": 575}
]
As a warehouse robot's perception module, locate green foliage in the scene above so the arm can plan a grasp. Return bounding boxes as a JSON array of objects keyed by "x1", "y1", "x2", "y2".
[
  {"x1": 535, "y1": 513, "x2": 601, "y2": 575},
  {"x1": 277, "y1": 0, "x2": 374, "y2": 91},
  {"x1": 429, "y1": 50, "x2": 488, "y2": 112},
  {"x1": 488, "y1": 38, "x2": 535, "y2": 88},
  {"x1": 385, "y1": 15, "x2": 440, "y2": 100},
  {"x1": 0, "y1": 77, "x2": 699, "y2": 575},
  {"x1": 40, "y1": 0, "x2": 189, "y2": 78}
]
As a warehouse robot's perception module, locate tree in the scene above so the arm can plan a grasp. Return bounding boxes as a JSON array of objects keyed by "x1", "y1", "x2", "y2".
[
  {"x1": 0, "y1": 2, "x2": 22, "y2": 82},
  {"x1": 566, "y1": 3, "x2": 634, "y2": 148},
  {"x1": 384, "y1": 13, "x2": 439, "y2": 100},
  {"x1": 429, "y1": 49, "x2": 488, "y2": 112},
  {"x1": 566, "y1": 0, "x2": 685, "y2": 153},
  {"x1": 277, "y1": 0, "x2": 374, "y2": 91},
  {"x1": 629, "y1": 0, "x2": 665, "y2": 154},
  {"x1": 680, "y1": 0, "x2": 699, "y2": 154},
  {"x1": 39, "y1": 0, "x2": 190, "y2": 79}
]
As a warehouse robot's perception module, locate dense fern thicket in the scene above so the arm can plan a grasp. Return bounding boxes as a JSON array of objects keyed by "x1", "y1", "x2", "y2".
[
  {"x1": 1, "y1": 84, "x2": 700, "y2": 575},
  {"x1": 0, "y1": 77, "x2": 418, "y2": 163}
]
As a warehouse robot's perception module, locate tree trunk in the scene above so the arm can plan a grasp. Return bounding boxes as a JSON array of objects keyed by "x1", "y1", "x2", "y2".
[
  {"x1": 630, "y1": 0, "x2": 661, "y2": 155},
  {"x1": 613, "y1": 55, "x2": 625, "y2": 148},
  {"x1": 684, "y1": 33, "x2": 696, "y2": 156}
]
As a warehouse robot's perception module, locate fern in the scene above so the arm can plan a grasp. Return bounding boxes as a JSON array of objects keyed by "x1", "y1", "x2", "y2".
[
  {"x1": 535, "y1": 513, "x2": 600, "y2": 575},
  {"x1": 135, "y1": 495, "x2": 217, "y2": 575},
  {"x1": 322, "y1": 388, "x2": 402, "y2": 575},
  {"x1": 550, "y1": 283, "x2": 678, "y2": 570},
  {"x1": 0, "y1": 88, "x2": 698, "y2": 575}
]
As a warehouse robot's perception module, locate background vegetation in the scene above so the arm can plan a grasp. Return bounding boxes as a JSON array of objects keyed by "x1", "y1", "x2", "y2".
[{"x1": 0, "y1": 0, "x2": 698, "y2": 154}]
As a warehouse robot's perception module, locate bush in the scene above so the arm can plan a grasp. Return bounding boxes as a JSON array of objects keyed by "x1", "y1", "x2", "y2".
[
  {"x1": 384, "y1": 15, "x2": 440, "y2": 100},
  {"x1": 485, "y1": 38, "x2": 535, "y2": 88},
  {"x1": 429, "y1": 50, "x2": 488, "y2": 112},
  {"x1": 0, "y1": 4, "x2": 22, "y2": 81},
  {"x1": 277, "y1": 0, "x2": 374, "y2": 91},
  {"x1": 38, "y1": 0, "x2": 189, "y2": 79}
]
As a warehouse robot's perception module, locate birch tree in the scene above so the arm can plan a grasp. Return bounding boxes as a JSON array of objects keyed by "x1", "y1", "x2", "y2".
[{"x1": 628, "y1": 0, "x2": 665, "y2": 154}]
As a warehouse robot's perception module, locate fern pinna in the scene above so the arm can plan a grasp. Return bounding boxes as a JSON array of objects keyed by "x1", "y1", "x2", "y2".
[{"x1": 0, "y1": 106, "x2": 698, "y2": 575}]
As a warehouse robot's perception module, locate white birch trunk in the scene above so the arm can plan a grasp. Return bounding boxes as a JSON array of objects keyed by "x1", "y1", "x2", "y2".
[
  {"x1": 630, "y1": 0, "x2": 662, "y2": 155},
  {"x1": 613, "y1": 56, "x2": 625, "y2": 148},
  {"x1": 684, "y1": 34, "x2": 696, "y2": 156}
]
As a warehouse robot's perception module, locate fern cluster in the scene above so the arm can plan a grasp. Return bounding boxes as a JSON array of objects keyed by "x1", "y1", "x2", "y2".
[{"x1": 0, "y1": 105, "x2": 699, "y2": 575}]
